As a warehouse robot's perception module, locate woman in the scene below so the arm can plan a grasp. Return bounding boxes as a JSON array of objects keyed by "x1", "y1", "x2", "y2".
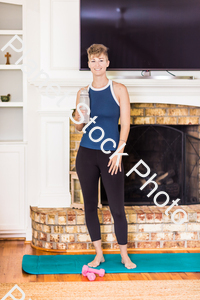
[{"x1": 74, "y1": 44, "x2": 136, "y2": 269}]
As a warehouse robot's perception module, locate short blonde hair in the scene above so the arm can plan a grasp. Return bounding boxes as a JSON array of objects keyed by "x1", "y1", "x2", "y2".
[{"x1": 87, "y1": 44, "x2": 109, "y2": 61}]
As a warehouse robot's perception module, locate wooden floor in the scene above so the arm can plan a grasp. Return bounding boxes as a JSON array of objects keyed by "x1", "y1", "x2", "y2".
[{"x1": 1, "y1": 240, "x2": 200, "y2": 283}]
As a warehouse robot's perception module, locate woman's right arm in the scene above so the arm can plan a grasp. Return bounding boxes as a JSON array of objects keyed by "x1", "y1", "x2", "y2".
[{"x1": 74, "y1": 88, "x2": 86, "y2": 132}]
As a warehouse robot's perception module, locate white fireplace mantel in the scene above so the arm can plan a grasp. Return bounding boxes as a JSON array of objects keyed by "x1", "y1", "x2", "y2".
[{"x1": 29, "y1": 77, "x2": 200, "y2": 108}]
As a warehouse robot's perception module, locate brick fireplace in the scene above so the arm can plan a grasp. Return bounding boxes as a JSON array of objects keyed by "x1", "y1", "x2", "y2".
[
  {"x1": 70, "y1": 102, "x2": 200, "y2": 203},
  {"x1": 30, "y1": 101, "x2": 200, "y2": 251}
]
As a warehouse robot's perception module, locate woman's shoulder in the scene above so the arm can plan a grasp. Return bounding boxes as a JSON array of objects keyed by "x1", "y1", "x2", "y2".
[
  {"x1": 112, "y1": 80, "x2": 127, "y2": 92},
  {"x1": 77, "y1": 85, "x2": 90, "y2": 95},
  {"x1": 112, "y1": 81, "x2": 128, "y2": 105}
]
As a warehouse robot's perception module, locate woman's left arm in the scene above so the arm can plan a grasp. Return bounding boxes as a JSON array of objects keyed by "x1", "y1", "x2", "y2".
[{"x1": 108, "y1": 84, "x2": 130, "y2": 175}]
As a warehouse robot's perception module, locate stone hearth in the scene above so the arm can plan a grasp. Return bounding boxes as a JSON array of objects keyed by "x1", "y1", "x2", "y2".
[{"x1": 30, "y1": 205, "x2": 200, "y2": 251}]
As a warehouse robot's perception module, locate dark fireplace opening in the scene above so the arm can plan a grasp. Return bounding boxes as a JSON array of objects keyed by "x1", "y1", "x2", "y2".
[{"x1": 101, "y1": 125, "x2": 200, "y2": 206}]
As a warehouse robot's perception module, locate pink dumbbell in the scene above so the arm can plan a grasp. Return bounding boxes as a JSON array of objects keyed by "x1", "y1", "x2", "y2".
[
  {"x1": 82, "y1": 265, "x2": 105, "y2": 277},
  {"x1": 86, "y1": 272, "x2": 96, "y2": 281}
]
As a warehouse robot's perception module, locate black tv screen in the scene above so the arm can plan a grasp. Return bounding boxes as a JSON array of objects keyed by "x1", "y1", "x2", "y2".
[{"x1": 80, "y1": 0, "x2": 200, "y2": 70}]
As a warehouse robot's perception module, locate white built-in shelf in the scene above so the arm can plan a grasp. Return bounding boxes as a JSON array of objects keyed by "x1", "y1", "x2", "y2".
[
  {"x1": 0, "y1": 30, "x2": 23, "y2": 35},
  {"x1": 0, "y1": 64, "x2": 22, "y2": 69},
  {"x1": 0, "y1": 102, "x2": 23, "y2": 107},
  {"x1": 0, "y1": 0, "x2": 24, "y2": 143}
]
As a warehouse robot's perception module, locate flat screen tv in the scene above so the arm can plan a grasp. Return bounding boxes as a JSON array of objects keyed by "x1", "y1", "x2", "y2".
[{"x1": 80, "y1": 0, "x2": 200, "y2": 70}]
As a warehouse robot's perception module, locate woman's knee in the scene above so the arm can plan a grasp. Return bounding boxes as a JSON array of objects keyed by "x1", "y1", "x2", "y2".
[
  {"x1": 111, "y1": 208, "x2": 126, "y2": 220},
  {"x1": 84, "y1": 202, "x2": 98, "y2": 214}
]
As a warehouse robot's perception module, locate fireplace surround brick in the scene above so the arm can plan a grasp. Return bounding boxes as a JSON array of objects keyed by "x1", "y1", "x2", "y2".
[
  {"x1": 30, "y1": 205, "x2": 200, "y2": 251},
  {"x1": 131, "y1": 104, "x2": 200, "y2": 126}
]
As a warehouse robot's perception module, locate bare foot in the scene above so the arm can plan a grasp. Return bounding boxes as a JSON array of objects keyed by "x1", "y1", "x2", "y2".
[
  {"x1": 87, "y1": 254, "x2": 105, "y2": 268},
  {"x1": 121, "y1": 256, "x2": 137, "y2": 269}
]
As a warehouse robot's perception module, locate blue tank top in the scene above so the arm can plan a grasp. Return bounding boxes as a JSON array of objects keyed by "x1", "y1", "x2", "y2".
[{"x1": 80, "y1": 79, "x2": 120, "y2": 151}]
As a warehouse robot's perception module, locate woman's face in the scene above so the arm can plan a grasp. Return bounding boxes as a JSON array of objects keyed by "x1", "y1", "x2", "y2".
[{"x1": 88, "y1": 54, "x2": 110, "y2": 75}]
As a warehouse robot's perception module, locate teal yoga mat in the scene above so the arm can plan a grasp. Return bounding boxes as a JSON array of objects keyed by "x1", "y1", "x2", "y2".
[{"x1": 22, "y1": 253, "x2": 200, "y2": 274}]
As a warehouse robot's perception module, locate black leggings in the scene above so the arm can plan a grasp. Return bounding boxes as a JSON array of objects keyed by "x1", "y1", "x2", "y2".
[{"x1": 75, "y1": 145, "x2": 127, "y2": 245}]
